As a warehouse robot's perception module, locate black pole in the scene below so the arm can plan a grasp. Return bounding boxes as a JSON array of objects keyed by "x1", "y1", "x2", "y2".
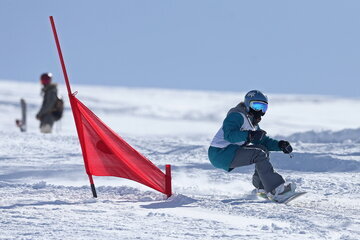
[
  {"x1": 90, "y1": 183, "x2": 97, "y2": 198},
  {"x1": 88, "y1": 175, "x2": 97, "y2": 198}
]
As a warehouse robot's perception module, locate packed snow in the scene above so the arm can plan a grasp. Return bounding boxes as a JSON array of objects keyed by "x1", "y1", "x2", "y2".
[{"x1": 0, "y1": 80, "x2": 359, "y2": 240}]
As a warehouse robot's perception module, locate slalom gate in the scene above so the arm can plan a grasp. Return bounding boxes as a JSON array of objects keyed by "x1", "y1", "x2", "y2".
[{"x1": 49, "y1": 16, "x2": 172, "y2": 198}]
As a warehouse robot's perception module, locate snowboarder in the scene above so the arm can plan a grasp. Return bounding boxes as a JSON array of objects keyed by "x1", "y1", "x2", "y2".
[
  {"x1": 208, "y1": 90, "x2": 295, "y2": 202},
  {"x1": 36, "y1": 72, "x2": 62, "y2": 133}
]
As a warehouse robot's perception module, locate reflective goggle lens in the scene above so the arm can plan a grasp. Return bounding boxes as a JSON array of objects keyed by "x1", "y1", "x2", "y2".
[{"x1": 250, "y1": 101, "x2": 268, "y2": 113}]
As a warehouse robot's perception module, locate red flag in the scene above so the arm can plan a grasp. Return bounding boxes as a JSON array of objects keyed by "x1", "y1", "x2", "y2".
[
  {"x1": 49, "y1": 16, "x2": 172, "y2": 198},
  {"x1": 70, "y1": 95, "x2": 169, "y2": 194}
]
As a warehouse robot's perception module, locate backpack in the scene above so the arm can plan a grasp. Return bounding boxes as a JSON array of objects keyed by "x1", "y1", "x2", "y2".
[{"x1": 52, "y1": 96, "x2": 64, "y2": 121}]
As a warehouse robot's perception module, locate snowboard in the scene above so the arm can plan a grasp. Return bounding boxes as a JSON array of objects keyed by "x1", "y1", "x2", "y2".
[
  {"x1": 278, "y1": 191, "x2": 307, "y2": 204},
  {"x1": 257, "y1": 191, "x2": 307, "y2": 204},
  {"x1": 15, "y1": 98, "x2": 26, "y2": 132}
]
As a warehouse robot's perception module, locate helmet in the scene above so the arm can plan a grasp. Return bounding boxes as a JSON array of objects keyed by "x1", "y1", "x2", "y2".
[
  {"x1": 40, "y1": 72, "x2": 53, "y2": 85},
  {"x1": 244, "y1": 90, "x2": 268, "y2": 114}
]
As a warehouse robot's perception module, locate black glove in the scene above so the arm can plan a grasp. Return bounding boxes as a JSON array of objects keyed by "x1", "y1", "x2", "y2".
[
  {"x1": 278, "y1": 140, "x2": 293, "y2": 154},
  {"x1": 248, "y1": 130, "x2": 267, "y2": 142}
]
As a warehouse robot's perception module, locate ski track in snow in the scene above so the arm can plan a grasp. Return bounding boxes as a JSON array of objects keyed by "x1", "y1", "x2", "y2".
[{"x1": 1, "y1": 80, "x2": 360, "y2": 240}]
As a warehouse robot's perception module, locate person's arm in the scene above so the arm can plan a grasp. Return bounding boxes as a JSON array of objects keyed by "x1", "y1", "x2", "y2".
[
  {"x1": 251, "y1": 126, "x2": 281, "y2": 151},
  {"x1": 223, "y1": 112, "x2": 249, "y2": 143},
  {"x1": 258, "y1": 135, "x2": 281, "y2": 151},
  {"x1": 251, "y1": 126, "x2": 292, "y2": 152}
]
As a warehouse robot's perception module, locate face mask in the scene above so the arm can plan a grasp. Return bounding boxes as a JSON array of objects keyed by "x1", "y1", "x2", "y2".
[{"x1": 249, "y1": 108, "x2": 264, "y2": 125}]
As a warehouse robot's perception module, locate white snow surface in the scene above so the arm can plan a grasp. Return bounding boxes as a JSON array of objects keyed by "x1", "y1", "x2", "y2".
[{"x1": 0, "y1": 80, "x2": 360, "y2": 240}]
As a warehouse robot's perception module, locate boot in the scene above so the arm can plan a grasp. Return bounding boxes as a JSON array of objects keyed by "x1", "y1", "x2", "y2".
[{"x1": 267, "y1": 183, "x2": 296, "y2": 202}]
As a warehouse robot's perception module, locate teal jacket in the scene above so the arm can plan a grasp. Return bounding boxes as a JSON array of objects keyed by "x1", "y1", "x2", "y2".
[{"x1": 208, "y1": 103, "x2": 281, "y2": 171}]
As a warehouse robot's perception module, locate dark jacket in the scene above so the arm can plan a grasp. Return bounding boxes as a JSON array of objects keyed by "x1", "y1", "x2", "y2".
[{"x1": 37, "y1": 83, "x2": 58, "y2": 125}]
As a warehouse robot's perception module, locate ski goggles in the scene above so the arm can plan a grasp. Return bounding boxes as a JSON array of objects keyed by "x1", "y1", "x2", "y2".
[{"x1": 250, "y1": 101, "x2": 268, "y2": 113}]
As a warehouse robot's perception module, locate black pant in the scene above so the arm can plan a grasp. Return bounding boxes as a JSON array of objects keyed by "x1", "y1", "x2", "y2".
[{"x1": 230, "y1": 145, "x2": 285, "y2": 192}]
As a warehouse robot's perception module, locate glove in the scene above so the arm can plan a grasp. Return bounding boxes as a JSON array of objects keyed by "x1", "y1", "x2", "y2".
[
  {"x1": 248, "y1": 130, "x2": 267, "y2": 142},
  {"x1": 278, "y1": 140, "x2": 293, "y2": 154},
  {"x1": 36, "y1": 113, "x2": 41, "y2": 120}
]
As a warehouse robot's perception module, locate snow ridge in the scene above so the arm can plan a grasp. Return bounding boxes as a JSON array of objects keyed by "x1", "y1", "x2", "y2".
[{"x1": 277, "y1": 128, "x2": 360, "y2": 143}]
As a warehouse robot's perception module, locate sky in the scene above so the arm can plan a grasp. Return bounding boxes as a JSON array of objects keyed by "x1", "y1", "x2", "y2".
[{"x1": 0, "y1": 0, "x2": 360, "y2": 97}]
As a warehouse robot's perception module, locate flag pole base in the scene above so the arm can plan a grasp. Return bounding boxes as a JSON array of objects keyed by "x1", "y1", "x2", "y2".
[
  {"x1": 88, "y1": 175, "x2": 97, "y2": 198},
  {"x1": 90, "y1": 183, "x2": 97, "y2": 198}
]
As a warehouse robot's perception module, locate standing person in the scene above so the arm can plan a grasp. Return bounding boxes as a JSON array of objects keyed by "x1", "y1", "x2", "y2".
[
  {"x1": 36, "y1": 72, "x2": 59, "y2": 133},
  {"x1": 208, "y1": 90, "x2": 295, "y2": 202}
]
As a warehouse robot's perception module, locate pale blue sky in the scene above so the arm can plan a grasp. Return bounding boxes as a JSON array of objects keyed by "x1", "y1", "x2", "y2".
[{"x1": 1, "y1": 0, "x2": 359, "y2": 97}]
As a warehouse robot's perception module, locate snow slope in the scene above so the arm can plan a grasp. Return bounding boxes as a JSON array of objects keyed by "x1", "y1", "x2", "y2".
[{"x1": 0, "y1": 80, "x2": 359, "y2": 240}]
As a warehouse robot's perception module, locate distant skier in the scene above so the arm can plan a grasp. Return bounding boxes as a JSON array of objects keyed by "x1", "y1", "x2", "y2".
[
  {"x1": 208, "y1": 90, "x2": 295, "y2": 202},
  {"x1": 36, "y1": 73, "x2": 63, "y2": 133}
]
